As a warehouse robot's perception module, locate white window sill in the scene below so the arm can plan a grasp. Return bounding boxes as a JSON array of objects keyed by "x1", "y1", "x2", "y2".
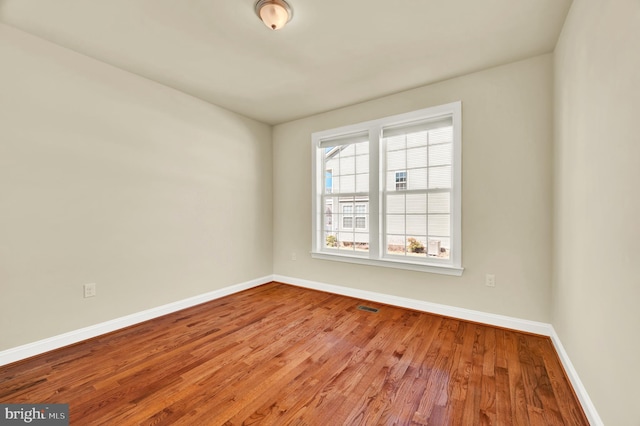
[{"x1": 310, "y1": 252, "x2": 464, "y2": 276}]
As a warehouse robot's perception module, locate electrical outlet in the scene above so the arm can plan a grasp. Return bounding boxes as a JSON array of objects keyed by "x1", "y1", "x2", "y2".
[
  {"x1": 83, "y1": 283, "x2": 97, "y2": 298},
  {"x1": 485, "y1": 274, "x2": 496, "y2": 287},
  {"x1": 291, "y1": 252, "x2": 297, "y2": 261}
]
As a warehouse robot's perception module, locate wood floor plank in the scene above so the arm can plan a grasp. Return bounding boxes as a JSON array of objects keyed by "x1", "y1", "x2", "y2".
[
  {"x1": 463, "y1": 325, "x2": 486, "y2": 425},
  {"x1": 0, "y1": 282, "x2": 589, "y2": 425},
  {"x1": 479, "y1": 326, "x2": 497, "y2": 425}
]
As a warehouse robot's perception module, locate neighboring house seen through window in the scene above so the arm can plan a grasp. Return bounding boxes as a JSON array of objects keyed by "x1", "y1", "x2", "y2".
[{"x1": 311, "y1": 102, "x2": 462, "y2": 275}]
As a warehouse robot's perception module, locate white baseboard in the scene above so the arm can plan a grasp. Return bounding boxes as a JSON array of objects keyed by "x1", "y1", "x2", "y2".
[
  {"x1": 550, "y1": 328, "x2": 604, "y2": 426},
  {"x1": 0, "y1": 275, "x2": 271, "y2": 367},
  {"x1": 274, "y1": 274, "x2": 602, "y2": 425},
  {"x1": 273, "y1": 274, "x2": 553, "y2": 335}
]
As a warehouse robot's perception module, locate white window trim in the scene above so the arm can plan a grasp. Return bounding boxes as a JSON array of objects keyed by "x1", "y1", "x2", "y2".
[{"x1": 311, "y1": 101, "x2": 463, "y2": 276}]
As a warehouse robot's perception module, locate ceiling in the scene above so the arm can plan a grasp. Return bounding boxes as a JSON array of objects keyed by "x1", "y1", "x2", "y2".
[{"x1": 0, "y1": 0, "x2": 572, "y2": 125}]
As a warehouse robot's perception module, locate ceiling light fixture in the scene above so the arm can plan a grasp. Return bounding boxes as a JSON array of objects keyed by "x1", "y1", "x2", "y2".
[{"x1": 255, "y1": 0, "x2": 293, "y2": 30}]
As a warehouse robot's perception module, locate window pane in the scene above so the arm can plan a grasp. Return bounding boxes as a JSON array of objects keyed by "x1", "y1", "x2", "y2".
[
  {"x1": 355, "y1": 217, "x2": 366, "y2": 229},
  {"x1": 428, "y1": 214, "x2": 450, "y2": 236},
  {"x1": 323, "y1": 198, "x2": 336, "y2": 231},
  {"x1": 386, "y1": 194, "x2": 405, "y2": 214},
  {"x1": 326, "y1": 214, "x2": 337, "y2": 231},
  {"x1": 355, "y1": 173, "x2": 369, "y2": 192},
  {"x1": 326, "y1": 157, "x2": 338, "y2": 171},
  {"x1": 429, "y1": 126, "x2": 453, "y2": 144},
  {"x1": 429, "y1": 166, "x2": 451, "y2": 189},
  {"x1": 343, "y1": 217, "x2": 353, "y2": 228},
  {"x1": 407, "y1": 131, "x2": 428, "y2": 148},
  {"x1": 332, "y1": 175, "x2": 340, "y2": 193},
  {"x1": 353, "y1": 232, "x2": 369, "y2": 251},
  {"x1": 407, "y1": 146, "x2": 428, "y2": 169},
  {"x1": 355, "y1": 142, "x2": 369, "y2": 155},
  {"x1": 386, "y1": 171, "x2": 397, "y2": 191},
  {"x1": 407, "y1": 168, "x2": 428, "y2": 190},
  {"x1": 387, "y1": 234, "x2": 406, "y2": 254},
  {"x1": 429, "y1": 143, "x2": 452, "y2": 167},
  {"x1": 341, "y1": 144, "x2": 356, "y2": 156},
  {"x1": 407, "y1": 215, "x2": 427, "y2": 235},
  {"x1": 428, "y1": 192, "x2": 450, "y2": 214},
  {"x1": 334, "y1": 231, "x2": 369, "y2": 252},
  {"x1": 323, "y1": 197, "x2": 335, "y2": 213},
  {"x1": 407, "y1": 236, "x2": 427, "y2": 256},
  {"x1": 355, "y1": 154, "x2": 369, "y2": 173},
  {"x1": 339, "y1": 174, "x2": 356, "y2": 192},
  {"x1": 386, "y1": 214, "x2": 405, "y2": 234},
  {"x1": 340, "y1": 155, "x2": 355, "y2": 175},
  {"x1": 406, "y1": 193, "x2": 427, "y2": 213},
  {"x1": 387, "y1": 150, "x2": 406, "y2": 171},
  {"x1": 337, "y1": 232, "x2": 353, "y2": 251},
  {"x1": 431, "y1": 237, "x2": 450, "y2": 250},
  {"x1": 324, "y1": 232, "x2": 338, "y2": 249},
  {"x1": 427, "y1": 237, "x2": 450, "y2": 259},
  {"x1": 386, "y1": 135, "x2": 405, "y2": 151}
]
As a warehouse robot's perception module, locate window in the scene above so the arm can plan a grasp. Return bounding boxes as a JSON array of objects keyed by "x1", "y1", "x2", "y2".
[
  {"x1": 395, "y1": 171, "x2": 407, "y2": 190},
  {"x1": 355, "y1": 204, "x2": 367, "y2": 229},
  {"x1": 312, "y1": 102, "x2": 462, "y2": 275},
  {"x1": 340, "y1": 203, "x2": 368, "y2": 230},
  {"x1": 342, "y1": 204, "x2": 353, "y2": 228},
  {"x1": 343, "y1": 217, "x2": 354, "y2": 228},
  {"x1": 325, "y1": 170, "x2": 333, "y2": 194}
]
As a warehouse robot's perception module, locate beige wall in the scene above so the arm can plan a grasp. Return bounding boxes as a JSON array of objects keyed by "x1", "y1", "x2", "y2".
[
  {"x1": 0, "y1": 24, "x2": 273, "y2": 351},
  {"x1": 273, "y1": 54, "x2": 554, "y2": 322},
  {"x1": 553, "y1": 1, "x2": 640, "y2": 425}
]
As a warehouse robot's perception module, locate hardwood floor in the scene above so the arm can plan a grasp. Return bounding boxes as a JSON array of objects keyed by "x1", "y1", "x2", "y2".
[{"x1": 0, "y1": 282, "x2": 588, "y2": 425}]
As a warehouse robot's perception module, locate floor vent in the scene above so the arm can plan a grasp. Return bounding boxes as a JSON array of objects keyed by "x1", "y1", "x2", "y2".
[{"x1": 357, "y1": 305, "x2": 379, "y2": 313}]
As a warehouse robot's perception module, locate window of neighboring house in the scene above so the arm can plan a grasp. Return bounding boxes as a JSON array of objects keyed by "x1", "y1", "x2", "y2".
[
  {"x1": 355, "y1": 204, "x2": 367, "y2": 229},
  {"x1": 395, "y1": 171, "x2": 407, "y2": 190},
  {"x1": 325, "y1": 170, "x2": 333, "y2": 194},
  {"x1": 311, "y1": 102, "x2": 463, "y2": 275},
  {"x1": 342, "y1": 204, "x2": 354, "y2": 229}
]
